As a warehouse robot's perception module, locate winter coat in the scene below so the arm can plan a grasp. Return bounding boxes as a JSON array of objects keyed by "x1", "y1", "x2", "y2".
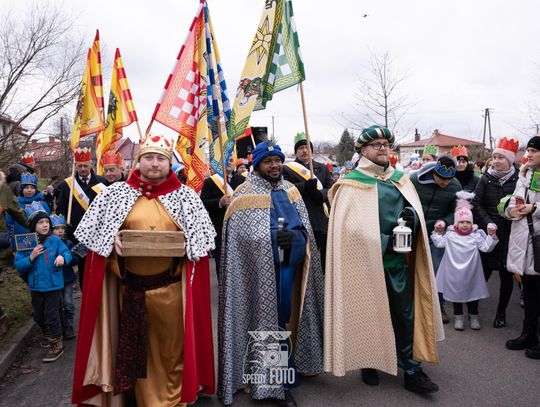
[
  {"x1": 505, "y1": 165, "x2": 540, "y2": 276},
  {"x1": 0, "y1": 171, "x2": 28, "y2": 267},
  {"x1": 15, "y1": 235, "x2": 72, "y2": 292},
  {"x1": 410, "y1": 162, "x2": 462, "y2": 231},
  {"x1": 6, "y1": 162, "x2": 35, "y2": 196},
  {"x1": 455, "y1": 164, "x2": 480, "y2": 192},
  {"x1": 5, "y1": 193, "x2": 51, "y2": 249},
  {"x1": 472, "y1": 169, "x2": 519, "y2": 270},
  {"x1": 61, "y1": 237, "x2": 78, "y2": 285}
]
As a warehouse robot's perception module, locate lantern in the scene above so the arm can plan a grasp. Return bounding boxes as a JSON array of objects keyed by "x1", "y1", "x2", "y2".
[{"x1": 393, "y1": 218, "x2": 412, "y2": 253}]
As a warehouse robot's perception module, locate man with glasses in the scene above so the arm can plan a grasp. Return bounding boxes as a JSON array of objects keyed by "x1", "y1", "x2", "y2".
[{"x1": 325, "y1": 125, "x2": 443, "y2": 394}]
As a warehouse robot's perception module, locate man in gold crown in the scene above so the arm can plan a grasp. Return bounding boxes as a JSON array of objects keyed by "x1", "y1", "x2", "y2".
[
  {"x1": 101, "y1": 151, "x2": 126, "y2": 185},
  {"x1": 55, "y1": 147, "x2": 107, "y2": 290},
  {"x1": 72, "y1": 134, "x2": 216, "y2": 407}
]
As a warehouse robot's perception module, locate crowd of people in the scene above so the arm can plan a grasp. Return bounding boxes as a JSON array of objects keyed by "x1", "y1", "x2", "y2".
[{"x1": 0, "y1": 127, "x2": 539, "y2": 406}]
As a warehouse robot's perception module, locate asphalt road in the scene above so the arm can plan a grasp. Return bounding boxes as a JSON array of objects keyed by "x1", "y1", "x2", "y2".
[{"x1": 1, "y1": 261, "x2": 538, "y2": 406}]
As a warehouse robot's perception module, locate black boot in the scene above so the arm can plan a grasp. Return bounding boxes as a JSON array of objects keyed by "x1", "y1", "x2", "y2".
[
  {"x1": 505, "y1": 322, "x2": 538, "y2": 350},
  {"x1": 278, "y1": 390, "x2": 297, "y2": 407},
  {"x1": 525, "y1": 344, "x2": 540, "y2": 360},
  {"x1": 361, "y1": 368, "x2": 380, "y2": 386},
  {"x1": 404, "y1": 367, "x2": 439, "y2": 394}
]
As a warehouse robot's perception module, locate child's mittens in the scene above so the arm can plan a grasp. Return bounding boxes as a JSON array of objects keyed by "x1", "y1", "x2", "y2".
[
  {"x1": 487, "y1": 223, "x2": 497, "y2": 236},
  {"x1": 434, "y1": 220, "x2": 445, "y2": 234}
]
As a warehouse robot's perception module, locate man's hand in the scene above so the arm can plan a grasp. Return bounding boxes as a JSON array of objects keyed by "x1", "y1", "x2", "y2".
[
  {"x1": 54, "y1": 256, "x2": 65, "y2": 267},
  {"x1": 305, "y1": 178, "x2": 323, "y2": 202},
  {"x1": 277, "y1": 229, "x2": 293, "y2": 250},
  {"x1": 115, "y1": 231, "x2": 124, "y2": 256},
  {"x1": 30, "y1": 244, "x2": 44, "y2": 262},
  {"x1": 400, "y1": 208, "x2": 415, "y2": 230},
  {"x1": 219, "y1": 195, "x2": 232, "y2": 208}
]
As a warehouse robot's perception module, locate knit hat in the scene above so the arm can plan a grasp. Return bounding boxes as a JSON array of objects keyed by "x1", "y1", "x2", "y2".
[
  {"x1": 434, "y1": 156, "x2": 456, "y2": 179},
  {"x1": 493, "y1": 137, "x2": 519, "y2": 164},
  {"x1": 252, "y1": 141, "x2": 285, "y2": 169},
  {"x1": 293, "y1": 132, "x2": 313, "y2": 153},
  {"x1": 354, "y1": 125, "x2": 395, "y2": 153},
  {"x1": 24, "y1": 201, "x2": 50, "y2": 232},
  {"x1": 454, "y1": 191, "x2": 474, "y2": 226},
  {"x1": 527, "y1": 135, "x2": 540, "y2": 151}
]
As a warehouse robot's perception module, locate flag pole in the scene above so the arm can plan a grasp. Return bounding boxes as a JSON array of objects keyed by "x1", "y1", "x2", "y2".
[
  {"x1": 216, "y1": 114, "x2": 229, "y2": 193},
  {"x1": 299, "y1": 82, "x2": 314, "y2": 177},
  {"x1": 66, "y1": 156, "x2": 76, "y2": 225}
]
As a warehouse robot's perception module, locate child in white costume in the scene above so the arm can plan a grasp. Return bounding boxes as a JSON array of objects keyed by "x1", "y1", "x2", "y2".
[{"x1": 432, "y1": 191, "x2": 498, "y2": 330}]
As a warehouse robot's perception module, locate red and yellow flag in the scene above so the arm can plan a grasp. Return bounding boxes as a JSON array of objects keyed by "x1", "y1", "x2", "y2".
[
  {"x1": 89, "y1": 30, "x2": 104, "y2": 109},
  {"x1": 97, "y1": 48, "x2": 139, "y2": 174},
  {"x1": 70, "y1": 49, "x2": 105, "y2": 150}
]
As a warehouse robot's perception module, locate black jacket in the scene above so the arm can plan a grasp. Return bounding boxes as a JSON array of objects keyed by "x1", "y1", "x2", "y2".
[
  {"x1": 455, "y1": 164, "x2": 480, "y2": 192},
  {"x1": 55, "y1": 171, "x2": 107, "y2": 240},
  {"x1": 282, "y1": 160, "x2": 333, "y2": 232},
  {"x1": 200, "y1": 174, "x2": 245, "y2": 240},
  {"x1": 472, "y1": 169, "x2": 519, "y2": 269}
]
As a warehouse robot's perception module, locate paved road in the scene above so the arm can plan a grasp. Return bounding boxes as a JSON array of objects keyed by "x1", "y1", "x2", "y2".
[{"x1": 1, "y1": 262, "x2": 538, "y2": 406}]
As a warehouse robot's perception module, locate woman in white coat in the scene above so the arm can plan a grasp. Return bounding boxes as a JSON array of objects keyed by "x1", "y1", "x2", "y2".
[{"x1": 505, "y1": 136, "x2": 540, "y2": 360}]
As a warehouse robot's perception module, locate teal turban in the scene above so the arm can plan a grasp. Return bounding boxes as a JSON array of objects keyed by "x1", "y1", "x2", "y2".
[{"x1": 354, "y1": 125, "x2": 395, "y2": 153}]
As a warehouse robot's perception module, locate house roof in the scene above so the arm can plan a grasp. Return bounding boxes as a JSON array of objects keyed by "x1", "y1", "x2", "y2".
[
  {"x1": 400, "y1": 130, "x2": 484, "y2": 148},
  {"x1": 26, "y1": 139, "x2": 63, "y2": 162},
  {"x1": 115, "y1": 138, "x2": 139, "y2": 161}
]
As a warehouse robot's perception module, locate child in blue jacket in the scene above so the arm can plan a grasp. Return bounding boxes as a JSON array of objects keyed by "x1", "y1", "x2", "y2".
[
  {"x1": 15, "y1": 203, "x2": 72, "y2": 362},
  {"x1": 51, "y1": 214, "x2": 78, "y2": 340}
]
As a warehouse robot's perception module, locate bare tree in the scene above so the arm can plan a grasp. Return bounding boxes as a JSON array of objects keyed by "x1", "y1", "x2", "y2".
[
  {"x1": 348, "y1": 51, "x2": 412, "y2": 133},
  {"x1": 0, "y1": 1, "x2": 83, "y2": 166}
]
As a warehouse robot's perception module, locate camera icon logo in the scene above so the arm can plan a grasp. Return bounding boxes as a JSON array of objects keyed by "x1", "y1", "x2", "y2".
[{"x1": 262, "y1": 343, "x2": 289, "y2": 368}]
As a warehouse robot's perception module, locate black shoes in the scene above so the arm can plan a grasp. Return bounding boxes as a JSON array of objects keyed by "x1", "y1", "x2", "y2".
[
  {"x1": 493, "y1": 312, "x2": 506, "y2": 328},
  {"x1": 404, "y1": 367, "x2": 439, "y2": 394},
  {"x1": 278, "y1": 390, "x2": 297, "y2": 407},
  {"x1": 361, "y1": 368, "x2": 380, "y2": 386},
  {"x1": 525, "y1": 344, "x2": 540, "y2": 360},
  {"x1": 505, "y1": 333, "x2": 538, "y2": 350}
]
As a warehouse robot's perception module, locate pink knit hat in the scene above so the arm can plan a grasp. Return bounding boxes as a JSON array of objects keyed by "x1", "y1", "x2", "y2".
[{"x1": 454, "y1": 191, "x2": 475, "y2": 226}]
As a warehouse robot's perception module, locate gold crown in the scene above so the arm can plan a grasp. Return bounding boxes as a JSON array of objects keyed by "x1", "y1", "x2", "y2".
[{"x1": 138, "y1": 134, "x2": 175, "y2": 161}]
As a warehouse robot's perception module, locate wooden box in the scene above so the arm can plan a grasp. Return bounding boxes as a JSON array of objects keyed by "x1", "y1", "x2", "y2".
[{"x1": 121, "y1": 230, "x2": 185, "y2": 257}]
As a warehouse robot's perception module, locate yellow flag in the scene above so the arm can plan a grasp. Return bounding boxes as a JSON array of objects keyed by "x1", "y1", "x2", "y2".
[{"x1": 70, "y1": 50, "x2": 105, "y2": 151}]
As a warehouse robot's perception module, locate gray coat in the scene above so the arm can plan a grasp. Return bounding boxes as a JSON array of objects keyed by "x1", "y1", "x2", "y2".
[{"x1": 505, "y1": 166, "x2": 540, "y2": 276}]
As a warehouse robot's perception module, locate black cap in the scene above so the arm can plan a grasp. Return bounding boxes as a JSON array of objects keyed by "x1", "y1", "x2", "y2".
[{"x1": 527, "y1": 136, "x2": 540, "y2": 151}]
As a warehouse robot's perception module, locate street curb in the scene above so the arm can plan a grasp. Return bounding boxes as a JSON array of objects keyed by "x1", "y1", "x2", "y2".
[{"x1": 0, "y1": 318, "x2": 38, "y2": 379}]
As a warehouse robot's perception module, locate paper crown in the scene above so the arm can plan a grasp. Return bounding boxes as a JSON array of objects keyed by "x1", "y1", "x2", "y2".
[
  {"x1": 23, "y1": 201, "x2": 48, "y2": 220},
  {"x1": 434, "y1": 161, "x2": 457, "y2": 178},
  {"x1": 20, "y1": 172, "x2": 38, "y2": 186},
  {"x1": 138, "y1": 134, "x2": 174, "y2": 161},
  {"x1": 101, "y1": 151, "x2": 124, "y2": 167},
  {"x1": 294, "y1": 132, "x2": 306, "y2": 145},
  {"x1": 389, "y1": 154, "x2": 398, "y2": 167},
  {"x1": 74, "y1": 147, "x2": 92, "y2": 163},
  {"x1": 496, "y1": 137, "x2": 519, "y2": 154},
  {"x1": 236, "y1": 158, "x2": 248, "y2": 167},
  {"x1": 21, "y1": 152, "x2": 35, "y2": 166},
  {"x1": 50, "y1": 214, "x2": 66, "y2": 228},
  {"x1": 423, "y1": 144, "x2": 438, "y2": 157},
  {"x1": 450, "y1": 145, "x2": 468, "y2": 158}
]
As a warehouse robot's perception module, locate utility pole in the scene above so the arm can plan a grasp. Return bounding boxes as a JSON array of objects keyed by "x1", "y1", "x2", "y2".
[{"x1": 482, "y1": 108, "x2": 493, "y2": 150}]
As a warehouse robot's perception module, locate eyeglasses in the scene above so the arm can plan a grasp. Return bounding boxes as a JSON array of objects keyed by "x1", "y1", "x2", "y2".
[{"x1": 366, "y1": 142, "x2": 392, "y2": 150}]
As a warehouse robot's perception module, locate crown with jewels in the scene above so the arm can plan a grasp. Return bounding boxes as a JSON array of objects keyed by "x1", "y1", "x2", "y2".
[
  {"x1": 423, "y1": 144, "x2": 438, "y2": 157},
  {"x1": 389, "y1": 154, "x2": 398, "y2": 167},
  {"x1": 74, "y1": 147, "x2": 92, "y2": 163},
  {"x1": 101, "y1": 151, "x2": 124, "y2": 167},
  {"x1": 138, "y1": 134, "x2": 174, "y2": 161},
  {"x1": 21, "y1": 152, "x2": 35, "y2": 166},
  {"x1": 20, "y1": 172, "x2": 38, "y2": 186},
  {"x1": 450, "y1": 145, "x2": 468, "y2": 158},
  {"x1": 496, "y1": 137, "x2": 519, "y2": 154},
  {"x1": 50, "y1": 214, "x2": 66, "y2": 228},
  {"x1": 23, "y1": 201, "x2": 48, "y2": 220}
]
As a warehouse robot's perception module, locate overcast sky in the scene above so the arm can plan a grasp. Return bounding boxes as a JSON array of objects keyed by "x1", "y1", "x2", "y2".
[{"x1": 9, "y1": 0, "x2": 540, "y2": 152}]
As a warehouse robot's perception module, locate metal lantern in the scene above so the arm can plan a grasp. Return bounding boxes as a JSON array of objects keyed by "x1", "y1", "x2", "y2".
[{"x1": 393, "y1": 217, "x2": 412, "y2": 253}]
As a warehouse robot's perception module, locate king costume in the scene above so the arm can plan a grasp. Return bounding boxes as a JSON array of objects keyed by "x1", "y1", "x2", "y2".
[
  {"x1": 71, "y1": 135, "x2": 216, "y2": 407},
  {"x1": 325, "y1": 126, "x2": 444, "y2": 382},
  {"x1": 218, "y1": 142, "x2": 325, "y2": 405}
]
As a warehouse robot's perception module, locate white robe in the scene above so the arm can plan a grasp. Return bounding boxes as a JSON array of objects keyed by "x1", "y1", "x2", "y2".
[{"x1": 432, "y1": 226, "x2": 498, "y2": 303}]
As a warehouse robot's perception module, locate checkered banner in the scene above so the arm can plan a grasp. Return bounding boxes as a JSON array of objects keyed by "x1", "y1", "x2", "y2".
[{"x1": 152, "y1": 3, "x2": 206, "y2": 143}]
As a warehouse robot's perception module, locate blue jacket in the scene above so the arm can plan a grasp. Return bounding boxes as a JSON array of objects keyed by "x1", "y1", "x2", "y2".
[
  {"x1": 61, "y1": 237, "x2": 78, "y2": 285},
  {"x1": 6, "y1": 193, "x2": 51, "y2": 249},
  {"x1": 15, "y1": 235, "x2": 72, "y2": 292}
]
